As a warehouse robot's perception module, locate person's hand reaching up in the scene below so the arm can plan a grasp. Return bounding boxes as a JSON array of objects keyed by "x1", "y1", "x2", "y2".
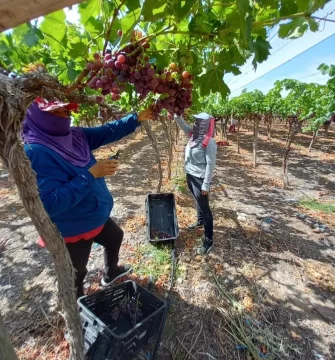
[
  {"x1": 89, "y1": 159, "x2": 119, "y2": 178},
  {"x1": 138, "y1": 108, "x2": 154, "y2": 122}
]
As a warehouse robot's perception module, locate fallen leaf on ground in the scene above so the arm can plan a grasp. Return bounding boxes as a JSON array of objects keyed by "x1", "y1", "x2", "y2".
[
  {"x1": 290, "y1": 330, "x2": 302, "y2": 340},
  {"x1": 242, "y1": 295, "x2": 254, "y2": 311},
  {"x1": 214, "y1": 263, "x2": 224, "y2": 274}
]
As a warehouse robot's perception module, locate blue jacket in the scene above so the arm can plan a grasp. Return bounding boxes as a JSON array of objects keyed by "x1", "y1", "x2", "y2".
[{"x1": 24, "y1": 114, "x2": 140, "y2": 237}]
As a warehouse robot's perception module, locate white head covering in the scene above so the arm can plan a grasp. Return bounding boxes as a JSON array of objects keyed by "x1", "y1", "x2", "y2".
[
  {"x1": 190, "y1": 112, "x2": 215, "y2": 148},
  {"x1": 193, "y1": 112, "x2": 212, "y2": 120}
]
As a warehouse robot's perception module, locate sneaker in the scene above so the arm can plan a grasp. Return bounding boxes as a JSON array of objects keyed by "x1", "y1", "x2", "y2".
[
  {"x1": 101, "y1": 265, "x2": 132, "y2": 287},
  {"x1": 187, "y1": 221, "x2": 204, "y2": 230},
  {"x1": 197, "y1": 239, "x2": 213, "y2": 255}
]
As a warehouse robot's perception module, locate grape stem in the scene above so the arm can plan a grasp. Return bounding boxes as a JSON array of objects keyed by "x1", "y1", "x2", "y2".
[{"x1": 103, "y1": 0, "x2": 127, "y2": 56}]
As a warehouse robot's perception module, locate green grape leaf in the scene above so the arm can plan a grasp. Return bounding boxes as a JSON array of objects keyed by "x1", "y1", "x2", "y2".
[
  {"x1": 68, "y1": 41, "x2": 88, "y2": 59},
  {"x1": 190, "y1": 52, "x2": 201, "y2": 76},
  {"x1": 23, "y1": 26, "x2": 44, "y2": 47},
  {"x1": 126, "y1": 0, "x2": 140, "y2": 12},
  {"x1": 0, "y1": 35, "x2": 10, "y2": 52},
  {"x1": 296, "y1": 0, "x2": 313, "y2": 12},
  {"x1": 141, "y1": 0, "x2": 166, "y2": 21},
  {"x1": 197, "y1": 67, "x2": 230, "y2": 97},
  {"x1": 79, "y1": 0, "x2": 101, "y2": 25},
  {"x1": 165, "y1": 0, "x2": 193, "y2": 20},
  {"x1": 85, "y1": 17, "x2": 104, "y2": 35},
  {"x1": 280, "y1": 0, "x2": 298, "y2": 16},
  {"x1": 228, "y1": 66, "x2": 242, "y2": 76},
  {"x1": 57, "y1": 59, "x2": 78, "y2": 83},
  {"x1": 40, "y1": 10, "x2": 67, "y2": 51},
  {"x1": 278, "y1": 17, "x2": 308, "y2": 39},
  {"x1": 12, "y1": 23, "x2": 30, "y2": 37},
  {"x1": 107, "y1": 18, "x2": 122, "y2": 45},
  {"x1": 308, "y1": 18, "x2": 319, "y2": 32},
  {"x1": 236, "y1": 0, "x2": 253, "y2": 45},
  {"x1": 119, "y1": 9, "x2": 141, "y2": 46},
  {"x1": 192, "y1": 89, "x2": 200, "y2": 109},
  {"x1": 151, "y1": 51, "x2": 170, "y2": 69},
  {"x1": 188, "y1": 14, "x2": 212, "y2": 34},
  {"x1": 237, "y1": 0, "x2": 252, "y2": 14},
  {"x1": 67, "y1": 60, "x2": 78, "y2": 81},
  {"x1": 23, "y1": 31, "x2": 39, "y2": 47},
  {"x1": 249, "y1": 36, "x2": 271, "y2": 68}
]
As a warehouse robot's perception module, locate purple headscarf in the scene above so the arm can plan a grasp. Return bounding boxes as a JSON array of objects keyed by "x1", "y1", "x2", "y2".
[{"x1": 22, "y1": 102, "x2": 91, "y2": 167}]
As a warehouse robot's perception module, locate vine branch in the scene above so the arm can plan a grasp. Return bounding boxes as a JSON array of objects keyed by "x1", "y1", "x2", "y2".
[
  {"x1": 0, "y1": 72, "x2": 123, "y2": 125},
  {"x1": 66, "y1": 69, "x2": 90, "y2": 94},
  {"x1": 103, "y1": 0, "x2": 127, "y2": 55}
]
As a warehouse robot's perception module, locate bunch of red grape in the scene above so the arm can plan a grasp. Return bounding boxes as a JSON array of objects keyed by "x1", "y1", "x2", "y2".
[
  {"x1": 85, "y1": 31, "x2": 193, "y2": 115},
  {"x1": 153, "y1": 66, "x2": 193, "y2": 116},
  {"x1": 150, "y1": 227, "x2": 173, "y2": 240},
  {"x1": 111, "y1": 293, "x2": 144, "y2": 326}
]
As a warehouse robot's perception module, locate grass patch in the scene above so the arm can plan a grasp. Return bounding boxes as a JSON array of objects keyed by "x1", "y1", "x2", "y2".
[
  {"x1": 173, "y1": 174, "x2": 187, "y2": 193},
  {"x1": 132, "y1": 243, "x2": 185, "y2": 283},
  {"x1": 299, "y1": 199, "x2": 335, "y2": 214}
]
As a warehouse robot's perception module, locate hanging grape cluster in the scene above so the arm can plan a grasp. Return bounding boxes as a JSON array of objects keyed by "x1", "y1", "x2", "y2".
[{"x1": 85, "y1": 31, "x2": 193, "y2": 115}]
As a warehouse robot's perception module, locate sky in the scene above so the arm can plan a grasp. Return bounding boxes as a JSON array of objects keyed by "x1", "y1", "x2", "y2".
[{"x1": 225, "y1": 1, "x2": 335, "y2": 97}]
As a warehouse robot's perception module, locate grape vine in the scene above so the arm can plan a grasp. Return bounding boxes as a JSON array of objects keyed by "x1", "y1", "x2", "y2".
[{"x1": 85, "y1": 31, "x2": 193, "y2": 117}]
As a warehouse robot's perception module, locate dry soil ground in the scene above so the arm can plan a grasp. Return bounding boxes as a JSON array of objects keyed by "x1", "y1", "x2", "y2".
[{"x1": 0, "y1": 121, "x2": 334, "y2": 360}]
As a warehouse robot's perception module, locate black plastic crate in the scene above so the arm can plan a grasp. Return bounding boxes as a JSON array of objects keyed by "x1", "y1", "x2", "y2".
[
  {"x1": 78, "y1": 281, "x2": 165, "y2": 360},
  {"x1": 145, "y1": 193, "x2": 179, "y2": 242}
]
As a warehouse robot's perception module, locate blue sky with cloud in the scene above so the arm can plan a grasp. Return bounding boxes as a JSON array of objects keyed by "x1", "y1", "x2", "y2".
[{"x1": 225, "y1": 1, "x2": 335, "y2": 97}]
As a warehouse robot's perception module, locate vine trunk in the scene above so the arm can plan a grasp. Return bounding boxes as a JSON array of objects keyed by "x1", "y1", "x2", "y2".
[{"x1": 0, "y1": 76, "x2": 85, "y2": 360}]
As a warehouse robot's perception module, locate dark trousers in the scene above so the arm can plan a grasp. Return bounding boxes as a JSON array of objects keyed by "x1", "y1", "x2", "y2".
[
  {"x1": 186, "y1": 174, "x2": 214, "y2": 240},
  {"x1": 66, "y1": 218, "x2": 124, "y2": 298}
]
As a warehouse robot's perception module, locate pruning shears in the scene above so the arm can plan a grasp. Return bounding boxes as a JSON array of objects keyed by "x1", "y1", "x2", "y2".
[{"x1": 109, "y1": 150, "x2": 120, "y2": 160}]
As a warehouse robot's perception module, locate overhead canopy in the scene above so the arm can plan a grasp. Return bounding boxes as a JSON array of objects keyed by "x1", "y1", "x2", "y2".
[{"x1": 0, "y1": 0, "x2": 85, "y2": 32}]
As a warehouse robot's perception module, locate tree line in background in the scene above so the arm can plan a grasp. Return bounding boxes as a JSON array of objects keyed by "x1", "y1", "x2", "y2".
[{"x1": 200, "y1": 64, "x2": 335, "y2": 186}]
